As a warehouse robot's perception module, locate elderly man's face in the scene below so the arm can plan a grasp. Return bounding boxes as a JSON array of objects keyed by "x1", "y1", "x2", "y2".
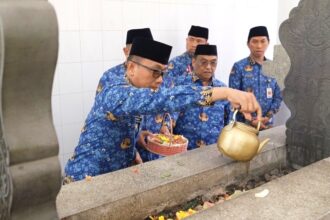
[
  {"x1": 186, "y1": 36, "x2": 207, "y2": 55},
  {"x1": 127, "y1": 57, "x2": 165, "y2": 90},
  {"x1": 192, "y1": 55, "x2": 217, "y2": 82},
  {"x1": 248, "y1": 36, "x2": 269, "y2": 59}
]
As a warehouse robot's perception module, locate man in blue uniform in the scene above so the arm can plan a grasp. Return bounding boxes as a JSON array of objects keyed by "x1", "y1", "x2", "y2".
[
  {"x1": 229, "y1": 26, "x2": 282, "y2": 129},
  {"x1": 95, "y1": 28, "x2": 153, "y2": 163},
  {"x1": 64, "y1": 38, "x2": 262, "y2": 183},
  {"x1": 96, "y1": 28, "x2": 153, "y2": 94},
  {"x1": 174, "y1": 45, "x2": 231, "y2": 149},
  {"x1": 167, "y1": 25, "x2": 208, "y2": 80}
]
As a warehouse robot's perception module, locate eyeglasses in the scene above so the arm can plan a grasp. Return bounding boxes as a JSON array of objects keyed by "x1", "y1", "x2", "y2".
[
  {"x1": 129, "y1": 59, "x2": 166, "y2": 79},
  {"x1": 197, "y1": 60, "x2": 217, "y2": 68}
]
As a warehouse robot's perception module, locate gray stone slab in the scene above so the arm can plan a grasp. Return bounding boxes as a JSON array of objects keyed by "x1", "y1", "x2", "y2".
[
  {"x1": 56, "y1": 126, "x2": 287, "y2": 220},
  {"x1": 188, "y1": 157, "x2": 330, "y2": 220},
  {"x1": 0, "y1": 0, "x2": 59, "y2": 165},
  {"x1": 11, "y1": 201, "x2": 58, "y2": 220},
  {"x1": 10, "y1": 156, "x2": 61, "y2": 213},
  {"x1": 0, "y1": 0, "x2": 60, "y2": 218},
  {"x1": 279, "y1": 0, "x2": 330, "y2": 166}
]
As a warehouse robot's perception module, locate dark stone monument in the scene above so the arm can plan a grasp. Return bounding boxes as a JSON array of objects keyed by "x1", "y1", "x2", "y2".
[
  {"x1": 0, "y1": 0, "x2": 61, "y2": 219},
  {"x1": 280, "y1": 0, "x2": 330, "y2": 167}
]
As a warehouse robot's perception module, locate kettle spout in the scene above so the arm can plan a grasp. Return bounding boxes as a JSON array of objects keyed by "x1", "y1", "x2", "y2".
[{"x1": 257, "y1": 138, "x2": 270, "y2": 154}]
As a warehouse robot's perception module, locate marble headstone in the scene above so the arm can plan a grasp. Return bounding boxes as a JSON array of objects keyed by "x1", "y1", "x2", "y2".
[{"x1": 280, "y1": 0, "x2": 330, "y2": 167}]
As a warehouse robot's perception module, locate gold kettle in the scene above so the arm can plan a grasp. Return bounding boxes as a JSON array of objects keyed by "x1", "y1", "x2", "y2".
[{"x1": 217, "y1": 110, "x2": 270, "y2": 161}]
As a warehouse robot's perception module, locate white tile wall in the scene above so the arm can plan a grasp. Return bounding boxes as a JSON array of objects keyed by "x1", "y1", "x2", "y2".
[
  {"x1": 80, "y1": 31, "x2": 103, "y2": 62},
  {"x1": 58, "y1": 63, "x2": 83, "y2": 94},
  {"x1": 51, "y1": 0, "x2": 79, "y2": 31},
  {"x1": 60, "y1": 93, "x2": 84, "y2": 124},
  {"x1": 140, "y1": 2, "x2": 160, "y2": 30},
  {"x1": 82, "y1": 61, "x2": 104, "y2": 92},
  {"x1": 79, "y1": 0, "x2": 102, "y2": 30},
  {"x1": 102, "y1": 31, "x2": 124, "y2": 60},
  {"x1": 50, "y1": 0, "x2": 295, "y2": 173},
  {"x1": 122, "y1": 1, "x2": 143, "y2": 29},
  {"x1": 58, "y1": 31, "x2": 81, "y2": 63},
  {"x1": 102, "y1": 1, "x2": 123, "y2": 30}
]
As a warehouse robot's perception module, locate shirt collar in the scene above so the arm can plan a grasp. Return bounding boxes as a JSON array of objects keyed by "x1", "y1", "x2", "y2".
[
  {"x1": 248, "y1": 56, "x2": 267, "y2": 65},
  {"x1": 184, "y1": 51, "x2": 193, "y2": 59},
  {"x1": 192, "y1": 72, "x2": 214, "y2": 86}
]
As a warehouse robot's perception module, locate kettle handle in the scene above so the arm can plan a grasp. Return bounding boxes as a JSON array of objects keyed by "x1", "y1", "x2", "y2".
[{"x1": 232, "y1": 109, "x2": 261, "y2": 131}]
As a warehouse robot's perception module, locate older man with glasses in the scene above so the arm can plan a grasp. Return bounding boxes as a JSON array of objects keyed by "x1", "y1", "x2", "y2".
[
  {"x1": 63, "y1": 38, "x2": 262, "y2": 183},
  {"x1": 173, "y1": 44, "x2": 231, "y2": 149}
]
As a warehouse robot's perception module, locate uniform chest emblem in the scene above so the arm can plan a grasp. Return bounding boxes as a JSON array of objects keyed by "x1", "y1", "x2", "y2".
[
  {"x1": 106, "y1": 112, "x2": 118, "y2": 121},
  {"x1": 121, "y1": 138, "x2": 131, "y2": 149},
  {"x1": 244, "y1": 65, "x2": 253, "y2": 72},
  {"x1": 199, "y1": 112, "x2": 209, "y2": 122},
  {"x1": 168, "y1": 63, "x2": 174, "y2": 70},
  {"x1": 155, "y1": 114, "x2": 163, "y2": 123}
]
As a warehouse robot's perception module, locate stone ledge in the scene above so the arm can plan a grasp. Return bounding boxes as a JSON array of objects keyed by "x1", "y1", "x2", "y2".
[
  {"x1": 56, "y1": 126, "x2": 286, "y2": 220},
  {"x1": 188, "y1": 157, "x2": 330, "y2": 220}
]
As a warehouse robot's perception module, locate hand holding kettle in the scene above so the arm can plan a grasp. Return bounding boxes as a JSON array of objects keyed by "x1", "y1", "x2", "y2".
[{"x1": 211, "y1": 87, "x2": 262, "y2": 121}]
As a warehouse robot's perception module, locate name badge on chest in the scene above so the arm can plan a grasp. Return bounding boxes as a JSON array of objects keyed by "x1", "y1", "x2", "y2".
[{"x1": 266, "y1": 87, "x2": 273, "y2": 98}]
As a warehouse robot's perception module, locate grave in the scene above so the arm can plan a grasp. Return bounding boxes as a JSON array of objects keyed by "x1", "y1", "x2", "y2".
[
  {"x1": 56, "y1": 0, "x2": 330, "y2": 219},
  {"x1": 56, "y1": 126, "x2": 287, "y2": 219}
]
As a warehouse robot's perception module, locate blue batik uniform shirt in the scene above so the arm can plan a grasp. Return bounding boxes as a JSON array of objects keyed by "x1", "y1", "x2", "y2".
[
  {"x1": 64, "y1": 74, "x2": 214, "y2": 181},
  {"x1": 174, "y1": 73, "x2": 231, "y2": 150},
  {"x1": 229, "y1": 57, "x2": 282, "y2": 125},
  {"x1": 96, "y1": 63, "x2": 126, "y2": 95},
  {"x1": 95, "y1": 62, "x2": 175, "y2": 163},
  {"x1": 167, "y1": 52, "x2": 193, "y2": 79}
]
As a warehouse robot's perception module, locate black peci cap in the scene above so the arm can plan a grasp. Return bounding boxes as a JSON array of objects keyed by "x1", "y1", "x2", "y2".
[
  {"x1": 126, "y1": 28, "x2": 153, "y2": 44},
  {"x1": 195, "y1": 44, "x2": 217, "y2": 56},
  {"x1": 129, "y1": 38, "x2": 172, "y2": 65},
  {"x1": 247, "y1": 26, "x2": 269, "y2": 42},
  {"x1": 188, "y1": 25, "x2": 209, "y2": 39}
]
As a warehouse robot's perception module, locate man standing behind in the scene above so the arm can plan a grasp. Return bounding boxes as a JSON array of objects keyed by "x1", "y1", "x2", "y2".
[
  {"x1": 174, "y1": 45, "x2": 231, "y2": 149},
  {"x1": 229, "y1": 26, "x2": 282, "y2": 129},
  {"x1": 167, "y1": 25, "x2": 208, "y2": 80},
  {"x1": 96, "y1": 28, "x2": 153, "y2": 94}
]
